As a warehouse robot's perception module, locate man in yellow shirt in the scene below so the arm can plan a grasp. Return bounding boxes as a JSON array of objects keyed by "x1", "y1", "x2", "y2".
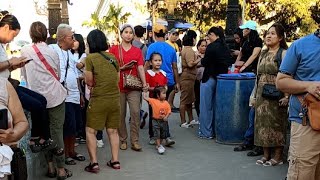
[{"x1": 166, "y1": 28, "x2": 181, "y2": 112}]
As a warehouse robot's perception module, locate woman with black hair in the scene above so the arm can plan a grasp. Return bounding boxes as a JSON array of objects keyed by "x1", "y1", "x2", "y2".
[
  {"x1": 235, "y1": 21, "x2": 263, "y2": 73},
  {"x1": 179, "y1": 30, "x2": 199, "y2": 128},
  {"x1": 84, "y1": 29, "x2": 121, "y2": 173},
  {"x1": 231, "y1": 28, "x2": 244, "y2": 57},
  {"x1": 71, "y1": 34, "x2": 87, "y2": 145},
  {"x1": 199, "y1": 26, "x2": 233, "y2": 139}
]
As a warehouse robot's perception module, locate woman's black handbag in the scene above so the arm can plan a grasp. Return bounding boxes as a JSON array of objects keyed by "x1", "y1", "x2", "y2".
[
  {"x1": 262, "y1": 84, "x2": 282, "y2": 100},
  {"x1": 8, "y1": 147, "x2": 28, "y2": 180}
]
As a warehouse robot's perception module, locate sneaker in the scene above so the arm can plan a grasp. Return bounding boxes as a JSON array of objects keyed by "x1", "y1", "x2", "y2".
[
  {"x1": 149, "y1": 139, "x2": 156, "y2": 145},
  {"x1": 190, "y1": 120, "x2": 199, "y2": 125},
  {"x1": 165, "y1": 137, "x2": 175, "y2": 147},
  {"x1": 180, "y1": 122, "x2": 191, "y2": 128},
  {"x1": 97, "y1": 140, "x2": 104, "y2": 148},
  {"x1": 157, "y1": 145, "x2": 166, "y2": 154},
  {"x1": 79, "y1": 137, "x2": 86, "y2": 144}
]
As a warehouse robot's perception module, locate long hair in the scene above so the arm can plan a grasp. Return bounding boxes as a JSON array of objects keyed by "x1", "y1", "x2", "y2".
[
  {"x1": 247, "y1": 30, "x2": 260, "y2": 47},
  {"x1": 0, "y1": 10, "x2": 20, "y2": 30},
  {"x1": 268, "y1": 23, "x2": 288, "y2": 50},
  {"x1": 72, "y1": 34, "x2": 86, "y2": 57}
]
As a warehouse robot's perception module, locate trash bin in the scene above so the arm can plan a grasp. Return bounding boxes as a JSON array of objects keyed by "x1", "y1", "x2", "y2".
[{"x1": 215, "y1": 73, "x2": 255, "y2": 144}]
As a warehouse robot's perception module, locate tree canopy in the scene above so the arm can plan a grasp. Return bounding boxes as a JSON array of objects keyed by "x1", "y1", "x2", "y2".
[{"x1": 82, "y1": 4, "x2": 131, "y2": 35}]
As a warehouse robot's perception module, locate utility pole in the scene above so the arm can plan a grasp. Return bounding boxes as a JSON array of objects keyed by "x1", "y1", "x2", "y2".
[{"x1": 225, "y1": 0, "x2": 240, "y2": 48}]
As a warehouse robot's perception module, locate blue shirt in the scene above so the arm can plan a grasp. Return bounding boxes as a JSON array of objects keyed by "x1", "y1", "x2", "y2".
[
  {"x1": 279, "y1": 34, "x2": 320, "y2": 124},
  {"x1": 146, "y1": 42, "x2": 177, "y2": 86}
]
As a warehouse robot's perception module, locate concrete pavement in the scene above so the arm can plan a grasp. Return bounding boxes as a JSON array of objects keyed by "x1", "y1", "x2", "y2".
[{"x1": 40, "y1": 100, "x2": 288, "y2": 180}]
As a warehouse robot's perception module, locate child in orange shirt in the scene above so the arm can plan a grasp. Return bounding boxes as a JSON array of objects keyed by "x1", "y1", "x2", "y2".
[{"x1": 143, "y1": 86, "x2": 171, "y2": 154}]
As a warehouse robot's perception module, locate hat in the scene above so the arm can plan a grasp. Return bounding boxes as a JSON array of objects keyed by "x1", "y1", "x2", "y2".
[
  {"x1": 239, "y1": 21, "x2": 257, "y2": 31},
  {"x1": 153, "y1": 24, "x2": 166, "y2": 34},
  {"x1": 168, "y1": 28, "x2": 179, "y2": 35},
  {"x1": 120, "y1": 24, "x2": 135, "y2": 34}
]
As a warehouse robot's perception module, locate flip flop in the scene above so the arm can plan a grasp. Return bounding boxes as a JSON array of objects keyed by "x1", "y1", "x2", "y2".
[
  {"x1": 256, "y1": 157, "x2": 268, "y2": 165},
  {"x1": 65, "y1": 157, "x2": 76, "y2": 165}
]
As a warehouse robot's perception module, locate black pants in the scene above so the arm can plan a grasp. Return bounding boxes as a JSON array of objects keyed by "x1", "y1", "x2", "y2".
[
  {"x1": 194, "y1": 80, "x2": 201, "y2": 117},
  {"x1": 64, "y1": 102, "x2": 81, "y2": 138},
  {"x1": 16, "y1": 86, "x2": 50, "y2": 139},
  {"x1": 77, "y1": 80, "x2": 87, "y2": 139}
]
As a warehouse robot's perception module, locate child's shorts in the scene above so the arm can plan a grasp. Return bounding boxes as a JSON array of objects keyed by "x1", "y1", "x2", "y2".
[{"x1": 152, "y1": 119, "x2": 168, "y2": 140}]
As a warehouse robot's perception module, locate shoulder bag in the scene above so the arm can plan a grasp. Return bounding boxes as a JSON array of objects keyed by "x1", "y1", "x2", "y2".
[
  {"x1": 298, "y1": 93, "x2": 320, "y2": 131},
  {"x1": 261, "y1": 48, "x2": 284, "y2": 100},
  {"x1": 118, "y1": 45, "x2": 143, "y2": 90}
]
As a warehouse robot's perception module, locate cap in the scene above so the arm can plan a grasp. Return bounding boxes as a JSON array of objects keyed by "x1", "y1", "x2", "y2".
[
  {"x1": 153, "y1": 24, "x2": 166, "y2": 34},
  {"x1": 120, "y1": 24, "x2": 135, "y2": 34},
  {"x1": 168, "y1": 28, "x2": 179, "y2": 35},
  {"x1": 239, "y1": 20, "x2": 257, "y2": 31}
]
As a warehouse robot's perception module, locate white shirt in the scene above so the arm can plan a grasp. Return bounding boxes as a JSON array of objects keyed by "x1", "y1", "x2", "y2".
[
  {"x1": 50, "y1": 44, "x2": 80, "y2": 104},
  {"x1": 73, "y1": 52, "x2": 86, "y2": 77},
  {"x1": 20, "y1": 42, "x2": 67, "y2": 108},
  {"x1": 0, "y1": 44, "x2": 10, "y2": 78}
]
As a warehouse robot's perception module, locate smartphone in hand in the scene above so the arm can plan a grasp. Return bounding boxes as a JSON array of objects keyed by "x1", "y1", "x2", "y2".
[
  {"x1": 0, "y1": 109, "x2": 8, "y2": 130},
  {"x1": 25, "y1": 59, "x2": 33, "y2": 63}
]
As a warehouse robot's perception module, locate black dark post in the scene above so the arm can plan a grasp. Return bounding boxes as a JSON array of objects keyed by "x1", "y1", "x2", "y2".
[{"x1": 225, "y1": 0, "x2": 240, "y2": 49}]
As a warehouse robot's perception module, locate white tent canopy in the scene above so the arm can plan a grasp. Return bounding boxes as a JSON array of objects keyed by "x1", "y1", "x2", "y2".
[{"x1": 141, "y1": 18, "x2": 168, "y2": 28}]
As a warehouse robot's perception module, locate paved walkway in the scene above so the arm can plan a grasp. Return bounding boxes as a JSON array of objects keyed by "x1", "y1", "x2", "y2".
[{"x1": 41, "y1": 100, "x2": 288, "y2": 180}]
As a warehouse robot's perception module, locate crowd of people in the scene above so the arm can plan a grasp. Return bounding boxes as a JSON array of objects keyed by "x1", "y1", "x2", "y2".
[{"x1": 0, "y1": 9, "x2": 319, "y2": 180}]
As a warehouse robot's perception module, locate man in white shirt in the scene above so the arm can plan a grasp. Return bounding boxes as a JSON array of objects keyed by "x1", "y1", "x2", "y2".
[{"x1": 50, "y1": 24, "x2": 85, "y2": 166}]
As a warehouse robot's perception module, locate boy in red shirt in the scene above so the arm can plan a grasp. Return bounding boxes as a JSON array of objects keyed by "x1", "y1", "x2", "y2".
[{"x1": 143, "y1": 86, "x2": 171, "y2": 154}]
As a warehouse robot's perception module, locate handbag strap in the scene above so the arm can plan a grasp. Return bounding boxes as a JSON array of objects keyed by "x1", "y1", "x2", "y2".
[
  {"x1": 98, "y1": 52, "x2": 117, "y2": 71},
  {"x1": 32, "y1": 45, "x2": 59, "y2": 80}
]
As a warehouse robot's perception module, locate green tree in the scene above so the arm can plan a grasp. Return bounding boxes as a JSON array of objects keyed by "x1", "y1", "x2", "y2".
[
  {"x1": 154, "y1": 0, "x2": 229, "y2": 34},
  {"x1": 245, "y1": 0, "x2": 318, "y2": 40},
  {"x1": 82, "y1": 4, "x2": 131, "y2": 35},
  {"x1": 310, "y1": 1, "x2": 320, "y2": 24},
  {"x1": 82, "y1": 12, "x2": 108, "y2": 31}
]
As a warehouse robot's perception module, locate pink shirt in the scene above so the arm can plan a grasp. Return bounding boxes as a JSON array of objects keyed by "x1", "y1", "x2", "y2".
[{"x1": 20, "y1": 42, "x2": 67, "y2": 108}]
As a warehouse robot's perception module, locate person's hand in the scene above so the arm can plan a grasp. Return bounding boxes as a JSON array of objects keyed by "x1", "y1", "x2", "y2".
[
  {"x1": 306, "y1": 82, "x2": 320, "y2": 100},
  {"x1": 80, "y1": 95, "x2": 85, "y2": 108},
  {"x1": 9, "y1": 56, "x2": 27, "y2": 66},
  {"x1": 142, "y1": 84, "x2": 149, "y2": 92},
  {"x1": 234, "y1": 61, "x2": 245, "y2": 67},
  {"x1": 279, "y1": 97, "x2": 289, "y2": 106},
  {"x1": 0, "y1": 128, "x2": 14, "y2": 144},
  {"x1": 231, "y1": 50, "x2": 240, "y2": 56},
  {"x1": 239, "y1": 65, "x2": 246, "y2": 73},
  {"x1": 174, "y1": 83, "x2": 180, "y2": 92}
]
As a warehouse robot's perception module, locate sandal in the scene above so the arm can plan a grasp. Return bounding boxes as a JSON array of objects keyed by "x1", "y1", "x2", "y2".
[
  {"x1": 247, "y1": 146, "x2": 264, "y2": 156},
  {"x1": 263, "y1": 159, "x2": 284, "y2": 167},
  {"x1": 56, "y1": 168, "x2": 72, "y2": 180},
  {"x1": 85, "y1": 163, "x2": 100, "y2": 173},
  {"x1": 29, "y1": 138, "x2": 57, "y2": 153},
  {"x1": 256, "y1": 157, "x2": 269, "y2": 165},
  {"x1": 107, "y1": 160, "x2": 120, "y2": 170},
  {"x1": 233, "y1": 144, "x2": 253, "y2": 152},
  {"x1": 46, "y1": 169, "x2": 57, "y2": 178},
  {"x1": 65, "y1": 157, "x2": 76, "y2": 165},
  {"x1": 71, "y1": 153, "x2": 85, "y2": 161}
]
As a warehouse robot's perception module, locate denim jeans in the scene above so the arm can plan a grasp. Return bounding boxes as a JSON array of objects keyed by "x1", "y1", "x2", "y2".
[
  {"x1": 16, "y1": 86, "x2": 50, "y2": 139},
  {"x1": 244, "y1": 107, "x2": 255, "y2": 145},
  {"x1": 199, "y1": 78, "x2": 216, "y2": 138}
]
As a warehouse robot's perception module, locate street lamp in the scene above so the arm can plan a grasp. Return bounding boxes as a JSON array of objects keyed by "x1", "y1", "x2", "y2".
[{"x1": 225, "y1": 0, "x2": 240, "y2": 48}]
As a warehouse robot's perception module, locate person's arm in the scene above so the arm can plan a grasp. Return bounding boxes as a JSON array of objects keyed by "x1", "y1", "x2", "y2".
[
  {"x1": 0, "y1": 82, "x2": 28, "y2": 144},
  {"x1": 84, "y1": 57, "x2": 94, "y2": 87},
  {"x1": 142, "y1": 91, "x2": 150, "y2": 101},
  {"x1": 240, "y1": 47, "x2": 262, "y2": 72},
  {"x1": 185, "y1": 50, "x2": 200, "y2": 68},
  {"x1": 138, "y1": 65, "x2": 148, "y2": 91},
  {"x1": 235, "y1": 48, "x2": 242, "y2": 62},
  {"x1": 172, "y1": 62, "x2": 180, "y2": 91},
  {"x1": 0, "y1": 57, "x2": 28, "y2": 72}
]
